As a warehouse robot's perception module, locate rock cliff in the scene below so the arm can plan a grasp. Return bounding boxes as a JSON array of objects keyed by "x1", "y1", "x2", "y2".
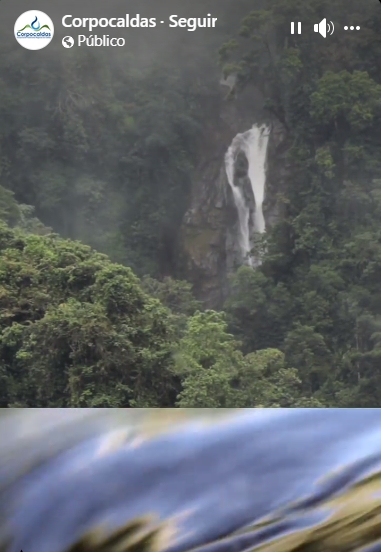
[{"x1": 179, "y1": 81, "x2": 288, "y2": 308}]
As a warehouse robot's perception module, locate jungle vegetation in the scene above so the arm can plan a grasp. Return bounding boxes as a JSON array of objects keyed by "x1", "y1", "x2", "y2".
[{"x1": 0, "y1": 0, "x2": 380, "y2": 407}]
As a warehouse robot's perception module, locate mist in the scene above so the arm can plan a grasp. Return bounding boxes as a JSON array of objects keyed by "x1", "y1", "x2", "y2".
[{"x1": 0, "y1": 0, "x2": 380, "y2": 410}]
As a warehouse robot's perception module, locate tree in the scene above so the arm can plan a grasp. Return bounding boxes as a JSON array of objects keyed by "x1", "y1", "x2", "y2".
[
  {"x1": 173, "y1": 311, "x2": 241, "y2": 407},
  {"x1": 283, "y1": 324, "x2": 331, "y2": 394},
  {"x1": 310, "y1": 71, "x2": 381, "y2": 133},
  {"x1": 0, "y1": 224, "x2": 177, "y2": 407}
]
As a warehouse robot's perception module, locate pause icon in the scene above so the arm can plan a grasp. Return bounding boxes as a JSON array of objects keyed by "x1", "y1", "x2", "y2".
[{"x1": 291, "y1": 22, "x2": 301, "y2": 34}]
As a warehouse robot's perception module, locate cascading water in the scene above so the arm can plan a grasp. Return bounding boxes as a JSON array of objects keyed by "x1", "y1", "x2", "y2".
[{"x1": 225, "y1": 124, "x2": 270, "y2": 266}]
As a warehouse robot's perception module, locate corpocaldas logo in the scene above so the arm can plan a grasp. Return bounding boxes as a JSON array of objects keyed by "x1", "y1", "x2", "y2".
[{"x1": 14, "y1": 10, "x2": 54, "y2": 50}]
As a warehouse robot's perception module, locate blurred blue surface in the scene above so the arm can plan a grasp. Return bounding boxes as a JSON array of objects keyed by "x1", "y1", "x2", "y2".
[{"x1": 2, "y1": 409, "x2": 381, "y2": 552}]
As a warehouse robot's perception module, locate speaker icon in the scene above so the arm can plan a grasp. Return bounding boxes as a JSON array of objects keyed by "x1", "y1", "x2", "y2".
[{"x1": 314, "y1": 18, "x2": 334, "y2": 37}]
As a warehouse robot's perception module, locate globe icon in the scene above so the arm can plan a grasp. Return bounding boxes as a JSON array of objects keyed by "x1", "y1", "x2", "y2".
[{"x1": 62, "y1": 36, "x2": 74, "y2": 48}]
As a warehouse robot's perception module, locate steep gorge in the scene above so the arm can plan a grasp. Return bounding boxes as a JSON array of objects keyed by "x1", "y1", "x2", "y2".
[{"x1": 180, "y1": 83, "x2": 287, "y2": 308}]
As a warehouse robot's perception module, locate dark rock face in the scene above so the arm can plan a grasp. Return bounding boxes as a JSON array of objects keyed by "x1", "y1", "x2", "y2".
[
  {"x1": 234, "y1": 151, "x2": 249, "y2": 178},
  {"x1": 179, "y1": 148, "x2": 238, "y2": 309},
  {"x1": 179, "y1": 83, "x2": 288, "y2": 309},
  {"x1": 234, "y1": 151, "x2": 256, "y2": 239},
  {"x1": 263, "y1": 120, "x2": 290, "y2": 228}
]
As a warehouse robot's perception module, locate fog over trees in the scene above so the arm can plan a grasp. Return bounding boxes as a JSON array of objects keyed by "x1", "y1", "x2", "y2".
[{"x1": 0, "y1": 0, "x2": 380, "y2": 407}]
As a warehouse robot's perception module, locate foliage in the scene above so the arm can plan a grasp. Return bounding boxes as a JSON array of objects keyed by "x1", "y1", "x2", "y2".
[
  {"x1": 0, "y1": 224, "x2": 178, "y2": 407},
  {"x1": 1, "y1": 0, "x2": 381, "y2": 407},
  {"x1": 221, "y1": 0, "x2": 381, "y2": 407},
  {"x1": 173, "y1": 312, "x2": 318, "y2": 408},
  {"x1": 0, "y1": 47, "x2": 207, "y2": 278}
]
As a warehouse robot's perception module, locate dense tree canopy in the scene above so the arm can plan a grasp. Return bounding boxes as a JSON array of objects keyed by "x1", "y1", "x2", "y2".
[
  {"x1": 220, "y1": 0, "x2": 381, "y2": 406},
  {"x1": 0, "y1": 221, "x2": 180, "y2": 407},
  {"x1": 0, "y1": 0, "x2": 380, "y2": 406}
]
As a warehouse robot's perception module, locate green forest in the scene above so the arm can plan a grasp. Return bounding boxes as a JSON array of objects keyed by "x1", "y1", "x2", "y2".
[{"x1": 0, "y1": 0, "x2": 381, "y2": 407}]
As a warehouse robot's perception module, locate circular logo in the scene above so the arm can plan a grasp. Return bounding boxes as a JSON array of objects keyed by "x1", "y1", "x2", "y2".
[
  {"x1": 62, "y1": 36, "x2": 74, "y2": 48},
  {"x1": 14, "y1": 10, "x2": 54, "y2": 50}
]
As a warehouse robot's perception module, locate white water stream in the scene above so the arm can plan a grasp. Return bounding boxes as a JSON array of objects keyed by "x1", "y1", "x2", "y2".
[{"x1": 225, "y1": 124, "x2": 270, "y2": 265}]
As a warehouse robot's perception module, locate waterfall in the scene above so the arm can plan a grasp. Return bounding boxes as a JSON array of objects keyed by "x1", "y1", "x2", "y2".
[
  {"x1": 224, "y1": 124, "x2": 270, "y2": 265},
  {"x1": 225, "y1": 149, "x2": 251, "y2": 260}
]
